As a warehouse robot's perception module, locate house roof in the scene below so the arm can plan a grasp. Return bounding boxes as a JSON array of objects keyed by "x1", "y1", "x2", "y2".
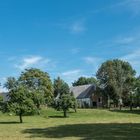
[
  {"x1": 70, "y1": 84, "x2": 96, "y2": 99},
  {"x1": 0, "y1": 92, "x2": 9, "y2": 101}
]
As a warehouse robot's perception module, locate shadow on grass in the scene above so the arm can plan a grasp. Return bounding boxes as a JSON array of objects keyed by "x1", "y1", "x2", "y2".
[
  {"x1": 0, "y1": 121, "x2": 19, "y2": 124},
  {"x1": 110, "y1": 109, "x2": 140, "y2": 115},
  {"x1": 48, "y1": 115, "x2": 65, "y2": 118},
  {"x1": 22, "y1": 123, "x2": 140, "y2": 140}
]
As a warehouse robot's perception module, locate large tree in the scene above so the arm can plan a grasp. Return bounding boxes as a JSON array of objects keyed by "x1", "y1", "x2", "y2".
[
  {"x1": 72, "y1": 77, "x2": 98, "y2": 86},
  {"x1": 133, "y1": 77, "x2": 140, "y2": 108},
  {"x1": 19, "y1": 68, "x2": 53, "y2": 109},
  {"x1": 96, "y1": 59, "x2": 136, "y2": 109}
]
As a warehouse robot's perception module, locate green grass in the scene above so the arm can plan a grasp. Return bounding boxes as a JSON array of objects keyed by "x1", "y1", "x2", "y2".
[{"x1": 0, "y1": 108, "x2": 140, "y2": 140}]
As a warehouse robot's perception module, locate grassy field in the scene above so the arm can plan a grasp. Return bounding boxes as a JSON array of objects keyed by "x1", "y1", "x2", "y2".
[{"x1": 0, "y1": 108, "x2": 140, "y2": 140}]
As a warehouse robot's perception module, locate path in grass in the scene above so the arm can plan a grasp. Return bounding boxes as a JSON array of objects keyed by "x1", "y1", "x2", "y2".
[{"x1": 0, "y1": 109, "x2": 140, "y2": 140}]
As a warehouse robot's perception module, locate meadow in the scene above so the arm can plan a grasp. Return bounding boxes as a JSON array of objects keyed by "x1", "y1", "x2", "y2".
[{"x1": 0, "y1": 108, "x2": 140, "y2": 140}]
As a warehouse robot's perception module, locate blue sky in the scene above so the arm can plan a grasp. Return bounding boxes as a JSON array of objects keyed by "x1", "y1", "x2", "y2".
[{"x1": 0, "y1": 0, "x2": 140, "y2": 90}]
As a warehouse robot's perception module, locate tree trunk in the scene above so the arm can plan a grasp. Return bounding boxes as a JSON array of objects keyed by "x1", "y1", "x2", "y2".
[
  {"x1": 19, "y1": 113, "x2": 23, "y2": 123},
  {"x1": 64, "y1": 110, "x2": 67, "y2": 117},
  {"x1": 74, "y1": 108, "x2": 77, "y2": 113},
  {"x1": 108, "y1": 96, "x2": 111, "y2": 110},
  {"x1": 119, "y1": 105, "x2": 122, "y2": 111},
  {"x1": 130, "y1": 93, "x2": 133, "y2": 111},
  {"x1": 130, "y1": 104, "x2": 133, "y2": 111},
  {"x1": 130, "y1": 98, "x2": 133, "y2": 111}
]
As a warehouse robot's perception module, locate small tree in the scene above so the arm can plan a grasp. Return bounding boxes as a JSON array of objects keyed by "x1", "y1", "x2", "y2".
[
  {"x1": 4, "y1": 77, "x2": 37, "y2": 123},
  {"x1": 53, "y1": 78, "x2": 77, "y2": 117},
  {"x1": 7, "y1": 85, "x2": 37, "y2": 123},
  {"x1": 70, "y1": 92, "x2": 77, "y2": 112},
  {"x1": 56, "y1": 94, "x2": 74, "y2": 117}
]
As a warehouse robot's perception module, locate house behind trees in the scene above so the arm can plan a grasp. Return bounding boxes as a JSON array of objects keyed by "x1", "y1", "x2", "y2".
[
  {"x1": 70, "y1": 84, "x2": 102, "y2": 108},
  {"x1": 0, "y1": 92, "x2": 9, "y2": 102}
]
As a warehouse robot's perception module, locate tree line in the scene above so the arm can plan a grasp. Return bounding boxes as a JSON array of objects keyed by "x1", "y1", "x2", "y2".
[
  {"x1": 0, "y1": 69, "x2": 76, "y2": 123},
  {"x1": 0, "y1": 59, "x2": 140, "y2": 123}
]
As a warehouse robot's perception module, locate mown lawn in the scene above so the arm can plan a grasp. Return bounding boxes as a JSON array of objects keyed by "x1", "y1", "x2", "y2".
[{"x1": 0, "y1": 108, "x2": 140, "y2": 140}]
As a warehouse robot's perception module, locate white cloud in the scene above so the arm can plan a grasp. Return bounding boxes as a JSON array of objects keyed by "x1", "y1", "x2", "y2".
[
  {"x1": 84, "y1": 56, "x2": 103, "y2": 76},
  {"x1": 62, "y1": 69, "x2": 81, "y2": 76},
  {"x1": 84, "y1": 57, "x2": 102, "y2": 65},
  {"x1": 91, "y1": 0, "x2": 140, "y2": 16},
  {"x1": 124, "y1": 0, "x2": 140, "y2": 15},
  {"x1": 71, "y1": 48, "x2": 80, "y2": 54},
  {"x1": 115, "y1": 37, "x2": 135, "y2": 44},
  {"x1": 61, "y1": 69, "x2": 82, "y2": 85},
  {"x1": 15, "y1": 56, "x2": 51, "y2": 71},
  {"x1": 121, "y1": 49, "x2": 140, "y2": 75},
  {"x1": 70, "y1": 21, "x2": 86, "y2": 33}
]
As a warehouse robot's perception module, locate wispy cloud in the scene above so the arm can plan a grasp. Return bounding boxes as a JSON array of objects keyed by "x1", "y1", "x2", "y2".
[
  {"x1": 84, "y1": 57, "x2": 102, "y2": 66},
  {"x1": 70, "y1": 21, "x2": 86, "y2": 33},
  {"x1": 61, "y1": 69, "x2": 82, "y2": 85},
  {"x1": 115, "y1": 37, "x2": 135, "y2": 44},
  {"x1": 62, "y1": 69, "x2": 81, "y2": 76},
  {"x1": 14, "y1": 56, "x2": 51, "y2": 71},
  {"x1": 123, "y1": 0, "x2": 140, "y2": 15},
  {"x1": 121, "y1": 49, "x2": 140, "y2": 75},
  {"x1": 90, "y1": 0, "x2": 140, "y2": 16},
  {"x1": 84, "y1": 57, "x2": 103, "y2": 75},
  {"x1": 71, "y1": 48, "x2": 80, "y2": 54},
  {"x1": 57, "y1": 19, "x2": 86, "y2": 34}
]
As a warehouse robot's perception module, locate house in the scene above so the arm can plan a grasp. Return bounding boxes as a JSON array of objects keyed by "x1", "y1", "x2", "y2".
[
  {"x1": 70, "y1": 84, "x2": 102, "y2": 108},
  {"x1": 0, "y1": 92, "x2": 9, "y2": 102}
]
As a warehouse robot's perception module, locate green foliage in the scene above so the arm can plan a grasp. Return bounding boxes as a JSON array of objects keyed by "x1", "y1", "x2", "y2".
[
  {"x1": 53, "y1": 78, "x2": 77, "y2": 117},
  {"x1": 72, "y1": 77, "x2": 98, "y2": 86},
  {"x1": 133, "y1": 77, "x2": 140, "y2": 107},
  {"x1": 4, "y1": 79, "x2": 37, "y2": 123},
  {"x1": 19, "y1": 68, "x2": 53, "y2": 108},
  {"x1": 96, "y1": 59, "x2": 136, "y2": 108},
  {"x1": 0, "y1": 95, "x2": 3, "y2": 102},
  {"x1": 0, "y1": 95, "x2": 3, "y2": 111},
  {"x1": 3, "y1": 68, "x2": 54, "y2": 123},
  {"x1": 53, "y1": 77, "x2": 70, "y2": 97},
  {"x1": 55, "y1": 94, "x2": 75, "y2": 117}
]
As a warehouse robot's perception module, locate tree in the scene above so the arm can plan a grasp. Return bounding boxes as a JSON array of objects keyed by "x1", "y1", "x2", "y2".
[
  {"x1": 0, "y1": 95, "x2": 3, "y2": 102},
  {"x1": 4, "y1": 78, "x2": 37, "y2": 123},
  {"x1": 19, "y1": 68, "x2": 53, "y2": 110},
  {"x1": 53, "y1": 77, "x2": 70, "y2": 97},
  {"x1": 72, "y1": 77, "x2": 98, "y2": 86},
  {"x1": 133, "y1": 77, "x2": 140, "y2": 108},
  {"x1": 70, "y1": 92, "x2": 77, "y2": 112},
  {"x1": 55, "y1": 94, "x2": 75, "y2": 117},
  {"x1": 53, "y1": 78, "x2": 77, "y2": 117},
  {"x1": 96, "y1": 59, "x2": 136, "y2": 110},
  {"x1": 0, "y1": 95, "x2": 3, "y2": 111}
]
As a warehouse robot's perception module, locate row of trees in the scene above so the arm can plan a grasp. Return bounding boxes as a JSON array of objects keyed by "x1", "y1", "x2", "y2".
[
  {"x1": 0, "y1": 59, "x2": 140, "y2": 122},
  {"x1": 73, "y1": 59, "x2": 140, "y2": 110},
  {"x1": 0, "y1": 69, "x2": 76, "y2": 123}
]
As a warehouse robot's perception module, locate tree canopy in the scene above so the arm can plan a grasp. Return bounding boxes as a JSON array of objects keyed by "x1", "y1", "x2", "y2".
[
  {"x1": 53, "y1": 77, "x2": 77, "y2": 117},
  {"x1": 19, "y1": 68, "x2": 53, "y2": 108},
  {"x1": 72, "y1": 77, "x2": 98, "y2": 86},
  {"x1": 96, "y1": 59, "x2": 136, "y2": 109},
  {"x1": 4, "y1": 77, "x2": 37, "y2": 123},
  {"x1": 53, "y1": 77, "x2": 70, "y2": 97}
]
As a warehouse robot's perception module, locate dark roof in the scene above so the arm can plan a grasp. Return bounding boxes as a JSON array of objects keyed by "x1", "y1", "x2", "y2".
[{"x1": 70, "y1": 84, "x2": 96, "y2": 99}]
